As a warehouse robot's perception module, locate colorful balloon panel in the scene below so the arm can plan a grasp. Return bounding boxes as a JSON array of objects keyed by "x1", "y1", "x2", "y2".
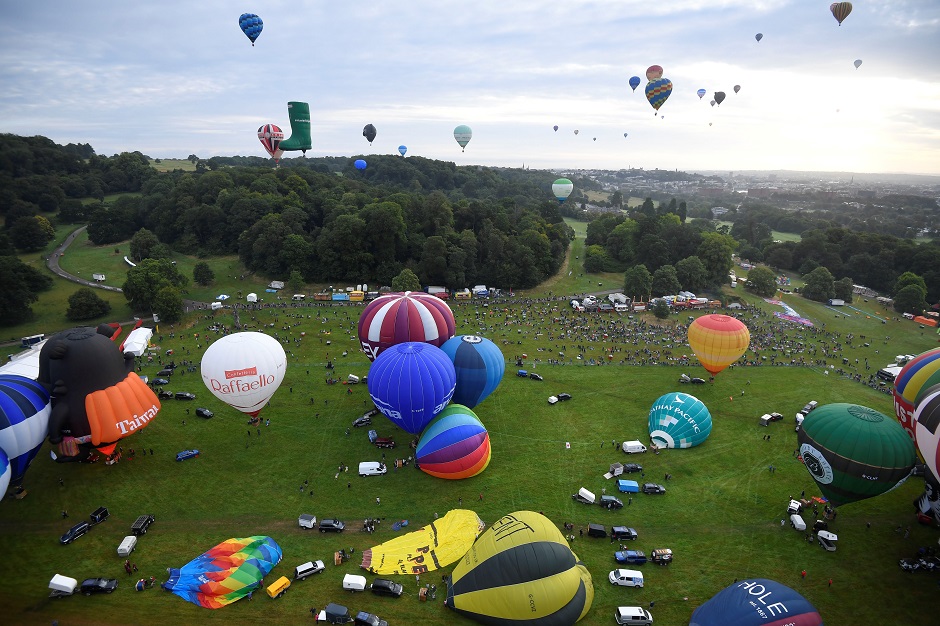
[
  {"x1": 645, "y1": 65, "x2": 663, "y2": 82},
  {"x1": 0, "y1": 374, "x2": 51, "y2": 487},
  {"x1": 238, "y1": 13, "x2": 263, "y2": 44},
  {"x1": 361, "y1": 509, "x2": 484, "y2": 574},
  {"x1": 417, "y1": 405, "x2": 491, "y2": 479},
  {"x1": 551, "y1": 178, "x2": 574, "y2": 203},
  {"x1": 893, "y1": 348, "x2": 940, "y2": 443},
  {"x1": 163, "y1": 536, "x2": 282, "y2": 609},
  {"x1": 446, "y1": 511, "x2": 594, "y2": 626},
  {"x1": 648, "y1": 393, "x2": 712, "y2": 449},
  {"x1": 914, "y1": 385, "x2": 940, "y2": 483},
  {"x1": 645, "y1": 78, "x2": 673, "y2": 112},
  {"x1": 830, "y1": 2, "x2": 853, "y2": 25},
  {"x1": 358, "y1": 291, "x2": 456, "y2": 362},
  {"x1": 367, "y1": 342, "x2": 456, "y2": 434},
  {"x1": 798, "y1": 403, "x2": 916, "y2": 507},
  {"x1": 201, "y1": 332, "x2": 286, "y2": 417},
  {"x1": 440, "y1": 335, "x2": 504, "y2": 408},
  {"x1": 687, "y1": 314, "x2": 750, "y2": 376},
  {"x1": 690, "y1": 579, "x2": 823, "y2": 626}
]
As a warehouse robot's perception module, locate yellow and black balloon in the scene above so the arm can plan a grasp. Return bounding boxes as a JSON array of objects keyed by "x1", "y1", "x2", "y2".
[{"x1": 445, "y1": 511, "x2": 593, "y2": 625}]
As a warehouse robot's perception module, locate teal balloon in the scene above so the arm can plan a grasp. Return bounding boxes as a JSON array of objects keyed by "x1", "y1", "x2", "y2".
[{"x1": 648, "y1": 392, "x2": 712, "y2": 448}]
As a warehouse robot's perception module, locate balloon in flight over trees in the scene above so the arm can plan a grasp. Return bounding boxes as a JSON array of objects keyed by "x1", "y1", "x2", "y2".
[
  {"x1": 362, "y1": 124, "x2": 377, "y2": 145},
  {"x1": 398, "y1": 145, "x2": 407, "y2": 157},
  {"x1": 358, "y1": 291, "x2": 456, "y2": 362},
  {"x1": 629, "y1": 76, "x2": 641, "y2": 92},
  {"x1": 687, "y1": 314, "x2": 750, "y2": 376},
  {"x1": 257, "y1": 124, "x2": 283, "y2": 163},
  {"x1": 830, "y1": 2, "x2": 853, "y2": 25},
  {"x1": 454, "y1": 125, "x2": 472, "y2": 152},
  {"x1": 551, "y1": 178, "x2": 574, "y2": 204},
  {"x1": 354, "y1": 159, "x2": 367, "y2": 170},
  {"x1": 645, "y1": 78, "x2": 673, "y2": 113},
  {"x1": 714, "y1": 91, "x2": 726, "y2": 106},
  {"x1": 734, "y1": 85, "x2": 741, "y2": 94},
  {"x1": 278, "y1": 101, "x2": 312, "y2": 154},
  {"x1": 238, "y1": 13, "x2": 263, "y2": 46},
  {"x1": 201, "y1": 332, "x2": 286, "y2": 417}
]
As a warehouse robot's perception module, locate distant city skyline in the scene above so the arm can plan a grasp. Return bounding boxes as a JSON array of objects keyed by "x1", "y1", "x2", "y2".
[{"x1": 2, "y1": 1, "x2": 938, "y2": 175}]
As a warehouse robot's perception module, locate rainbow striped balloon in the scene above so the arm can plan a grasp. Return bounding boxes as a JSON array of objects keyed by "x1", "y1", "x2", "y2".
[
  {"x1": 416, "y1": 405, "x2": 490, "y2": 479},
  {"x1": 893, "y1": 347, "x2": 940, "y2": 444}
]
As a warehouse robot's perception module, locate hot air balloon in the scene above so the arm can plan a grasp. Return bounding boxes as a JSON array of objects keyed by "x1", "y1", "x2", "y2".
[
  {"x1": 454, "y1": 125, "x2": 472, "y2": 152},
  {"x1": 854, "y1": 59, "x2": 862, "y2": 69},
  {"x1": 398, "y1": 145, "x2": 407, "y2": 157},
  {"x1": 201, "y1": 332, "x2": 286, "y2": 417},
  {"x1": 623, "y1": 132, "x2": 628, "y2": 138},
  {"x1": 914, "y1": 385, "x2": 940, "y2": 483},
  {"x1": 687, "y1": 314, "x2": 750, "y2": 376},
  {"x1": 553, "y1": 125, "x2": 559, "y2": 131},
  {"x1": 645, "y1": 78, "x2": 673, "y2": 113},
  {"x1": 755, "y1": 33, "x2": 763, "y2": 42},
  {"x1": 551, "y1": 178, "x2": 575, "y2": 204},
  {"x1": 648, "y1": 393, "x2": 712, "y2": 449},
  {"x1": 163, "y1": 536, "x2": 282, "y2": 609},
  {"x1": 257, "y1": 124, "x2": 283, "y2": 163},
  {"x1": 440, "y1": 335, "x2": 505, "y2": 408},
  {"x1": 354, "y1": 159, "x2": 367, "y2": 170},
  {"x1": 367, "y1": 342, "x2": 456, "y2": 434},
  {"x1": 238, "y1": 13, "x2": 263, "y2": 46},
  {"x1": 646, "y1": 65, "x2": 663, "y2": 82},
  {"x1": 416, "y1": 405, "x2": 491, "y2": 479},
  {"x1": 914, "y1": 471, "x2": 940, "y2": 523},
  {"x1": 893, "y1": 348, "x2": 940, "y2": 443},
  {"x1": 830, "y1": 2, "x2": 853, "y2": 25},
  {"x1": 362, "y1": 123, "x2": 377, "y2": 144},
  {"x1": 629, "y1": 76, "x2": 641, "y2": 92},
  {"x1": 710, "y1": 100, "x2": 716, "y2": 107},
  {"x1": 798, "y1": 403, "x2": 916, "y2": 507},
  {"x1": 0, "y1": 448, "x2": 10, "y2": 500},
  {"x1": 445, "y1": 511, "x2": 594, "y2": 625},
  {"x1": 733, "y1": 85, "x2": 741, "y2": 94},
  {"x1": 573, "y1": 129, "x2": 579, "y2": 135},
  {"x1": 690, "y1": 579, "x2": 823, "y2": 626},
  {"x1": 714, "y1": 91, "x2": 726, "y2": 106},
  {"x1": 592, "y1": 137, "x2": 596, "y2": 141},
  {"x1": 278, "y1": 101, "x2": 312, "y2": 154},
  {"x1": 0, "y1": 374, "x2": 50, "y2": 490},
  {"x1": 358, "y1": 291, "x2": 456, "y2": 362},
  {"x1": 38, "y1": 326, "x2": 160, "y2": 461},
  {"x1": 361, "y1": 510, "x2": 484, "y2": 574},
  {"x1": 697, "y1": 89, "x2": 707, "y2": 99}
]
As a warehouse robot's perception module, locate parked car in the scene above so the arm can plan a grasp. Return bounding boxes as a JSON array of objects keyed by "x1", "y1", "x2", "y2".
[
  {"x1": 799, "y1": 401, "x2": 818, "y2": 416},
  {"x1": 371, "y1": 578, "x2": 404, "y2": 597},
  {"x1": 615, "y1": 606, "x2": 653, "y2": 625},
  {"x1": 353, "y1": 409, "x2": 378, "y2": 427},
  {"x1": 557, "y1": 393, "x2": 572, "y2": 401},
  {"x1": 175, "y1": 392, "x2": 196, "y2": 400},
  {"x1": 60, "y1": 521, "x2": 90, "y2": 545},
  {"x1": 529, "y1": 373, "x2": 544, "y2": 381},
  {"x1": 294, "y1": 560, "x2": 326, "y2": 580},
  {"x1": 151, "y1": 378, "x2": 170, "y2": 386},
  {"x1": 80, "y1": 578, "x2": 118, "y2": 595},
  {"x1": 651, "y1": 548, "x2": 673, "y2": 565},
  {"x1": 175, "y1": 449, "x2": 200, "y2": 462},
  {"x1": 614, "y1": 549, "x2": 647, "y2": 565},
  {"x1": 600, "y1": 495, "x2": 624, "y2": 510},
  {"x1": 598, "y1": 303, "x2": 614, "y2": 312},
  {"x1": 642, "y1": 483, "x2": 666, "y2": 495},
  {"x1": 157, "y1": 389, "x2": 174, "y2": 399},
  {"x1": 609, "y1": 569, "x2": 644, "y2": 587},
  {"x1": 611, "y1": 526, "x2": 638, "y2": 541},
  {"x1": 622, "y1": 463, "x2": 643, "y2": 473},
  {"x1": 690, "y1": 377, "x2": 707, "y2": 384},
  {"x1": 156, "y1": 368, "x2": 173, "y2": 377},
  {"x1": 131, "y1": 514, "x2": 155, "y2": 536},
  {"x1": 195, "y1": 407, "x2": 213, "y2": 419},
  {"x1": 373, "y1": 437, "x2": 396, "y2": 449},
  {"x1": 767, "y1": 412, "x2": 784, "y2": 422},
  {"x1": 319, "y1": 518, "x2": 346, "y2": 533},
  {"x1": 548, "y1": 395, "x2": 559, "y2": 405},
  {"x1": 354, "y1": 611, "x2": 389, "y2": 626}
]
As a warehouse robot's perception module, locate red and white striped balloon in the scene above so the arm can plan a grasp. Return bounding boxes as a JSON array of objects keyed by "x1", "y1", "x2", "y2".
[{"x1": 358, "y1": 291, "x2": 456, "y2": 361}]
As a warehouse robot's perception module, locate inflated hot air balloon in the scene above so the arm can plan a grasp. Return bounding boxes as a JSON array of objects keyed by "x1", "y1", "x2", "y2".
[
  {"x1": 163, "y1": 536, "x2": 282, "y2": 609},
  {"x1": 645, "y1": 78, "x2": 673, "y2": 113},
  {"x1": 238, "y1": 13, "x2": 263, "y2": 46},
  {"x1": 697, "y1": 89, "x2": 707, "y2": 99},
  {"x1": 257, "y1": 124, "x2": 283, "y2": 163},
  {"x1": 361, "y1": 510, "x2": 484, "y2": 574},
  {"x1": 445, "y1": 511, "x2": 594, "y2": 625},
  {"x1": 690, "y1": 579, "x2": 823, "y2": 626},
  {"x1": 914, "y1": 385, "x2": 940, "y2": 483},
  {"x1": 893, "y1": 348, "x2": 940, "y2": 443},
  {"x1": 798, "y1": 403, "x2": 916, "y2": 507},
  {"x1": 553, "y1": 125, "x2": 558, "y2": 131},
  {"x1": 201, "y1": 332, "x2": 286, "y2": 417},
  {"x1": 38, "y1": 326, "x2": 160, "y2": 462},
  {"x1": 623, "y1": 132, "x2": 628, "y2": 138},
  {"x1": 416, "y1": 405, "x2": 491, "y2": 479},
  {"x1": 551, "y1": 178, "x2": 574, "y2": 204},
  {"x1": 914, "y1": 472, "x2": 940, "y2": 523},
  {"x1": 629, "y1": 76, "x2": 641, "y2": 92},
  {"x1": 648, "y1": 393, "x2": 712, "y2": 449},
  {"x1": 278, "y1": 101, "x2": 312, "y2": 154},
  {"x1": 398, "y1": 145, "x2": 407, "y2": 157},
  {"x1": 573, "y1": 129, "x2": 579, "y2": 135},
  {"x1": 362, "y1": 123, "x2": 377, "y2": 144},
  {"x1": 0, "y1": 448, "x2": 9, "y2": 500},
  {"x1": 830, "y1": 2, "x2": 853, "y2": 25},
  {"x1": 646, "y1": 65, "x2": 663, "y2": 82},
  {"x1": 854, "y1": 59, "x2": 862, "y2": 69},
  {"x1": 454, "y1": 125, "x2": 472, "y2": 152},
  {"x1": 710, "y1": 100, "x2": 716, "y2": 107},
  {"x1": 367, "y1": 342, "x2": 456, "y2": 434},
  {"x1": 440, "y1": 335, "x2": 504, "y2": 408},
  {"x1": 354, "y1": 159, "x2": 367, "y2": 170},
  {"x1": 755, "y1": 33, "x2": 763, "y2": 42},
  {"x1": 687, "y1": 315, "x2": 750, "y2": 376},
  {"x1": 0, "y1": 374, "x2": 50, "y2": 489},
  {"x1": 358, "y1": 291, "x2": 456, "y2": 362},
  {"x1": 714, "y1": 91, "x2": 726, "y2": 106},
  {"x1": 733, "y1": 85, "x2": 741, "y2": 94}
]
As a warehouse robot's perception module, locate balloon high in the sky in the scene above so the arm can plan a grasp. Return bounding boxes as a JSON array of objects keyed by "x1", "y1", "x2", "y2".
[
  {"x1": 573, "y1": 129, "x2": 579, "y2": 135},
  {"x1": 446, "y1": 511, "x2": 594, "y2": 625},
  {"x1": 798, "y1": 403, "x2": 916, "y2": 507},
  {"x1": 553, "y1": 125, "x2": 559, "y2": 131},
  {"x1": 645, "y1": 78, "x2": 673, "y2": 113},
  {"x1": 0, "y1": 374, "x2": 50, "y2": 489},
  {"x1": 687, "y1": 315, "x2": 750, "y2": 376},
  {"x1": 551, "y1": 178, "x2": 574, "y2": 204},
  {"x1": 257, "y1": 124, "x2": 283, "y2": 162},
  {"x1": 697, "y1": 89, "x2": 707, "y2": 99},
  {"x1": 854, "y1": 59, "x2": 862, "y2": 69},
  {"x1": 629, "y1": 76, "x2": 641, "y2": 92},
  {"x1": 354, "y1": 159, "x2": 367, "y2": 170},
  {"x1": 440, "y1": 335, "x2": 505, "y2": 408},
  {"x1": 398, "y1": 145, "x2": 407, "y2": 157},
  {"x1": 733, "y1": 85, "x2": 741, "y2": 94},
  {"x1": 830, "y1": 2, "x2": 853, "y2": 25},
  {"x1": 362, "y1": 124, "x2": 376, "y2": 145},
  {"x1": 714, "y1": 91, "x2": 726, "y2": 106},
  {"x1": 358, "y1": 291, "x2": 456, "y2": 362},
  {"x1": 238, "y1": 13, "x2": 263, "y2": 46},
  {"x1": 646, "y1": 65, "x2": 663, "y2": 82},
  {"x1": 755, "y1": 33, "x2": 763, "y2": 42},
  {"x1": 278, "y1": 101, "x2": 312, "y2": 154},
  {"x1": 648, "y1": 393, "x2": 712, "y2": 449},
  {"x1": 894, "y1": 348, "x2": 940, "y2": 443},
  {"x1": 416, "y1": 405, "x2": 491, "y2": 479},
  {"x1": 690, "y1": 579, "x2": 823, "y2": 626},
  {"x1": 201, "y1": 332, "x2": 286, "y2": 417},
  {"x1": 454, "y1": 125, "x2": 472, "y2": 152}
]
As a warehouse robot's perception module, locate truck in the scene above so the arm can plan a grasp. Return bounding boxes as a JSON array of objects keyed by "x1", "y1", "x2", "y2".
[
  {"x1": 426, "y1": 286, "x2": 450, "y2": 299},
  {"x1": 828, "y1": 299, "x2": 845, "y2": 306}
]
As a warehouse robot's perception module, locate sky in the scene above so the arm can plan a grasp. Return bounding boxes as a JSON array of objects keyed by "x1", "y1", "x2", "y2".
[{"x1": 2, "y1": 1, "x2": 939, "y2": 175}]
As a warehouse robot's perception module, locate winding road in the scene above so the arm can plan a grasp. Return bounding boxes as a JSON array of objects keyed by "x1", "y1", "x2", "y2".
[{"x1": 46, "y1": 226, "x2": 124, "y2": 293}]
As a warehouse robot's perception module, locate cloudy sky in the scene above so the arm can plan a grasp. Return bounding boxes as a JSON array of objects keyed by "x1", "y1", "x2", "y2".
[{"x1": 2, "y1": 1, "x2": 938, "y2": 174}]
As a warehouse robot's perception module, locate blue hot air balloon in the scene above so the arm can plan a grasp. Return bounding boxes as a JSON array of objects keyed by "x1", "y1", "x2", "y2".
[
  {"x1": 697, "y1": 89, "x2": 707, "y2": 99},
  {"x1": 238, "y1": 13, "x2": 263, "y2": 46},
  {"x1": 0, "y1": 374, "x2": 51, "y2": 490},
  {"x1": 0, "y1": 448, "x2": 10, "y2": 500},
  {"x1": 398, "y1": 145, "x2": 407, "y2": 157},
  {"x1": 354, "y1": 159, "x2": 367, "y2": 170},
  {"x1": 690, "y1": 579, "x2": 823, "y2": 626},
  {"x1": 648, "y1": 392, "x2": 712, "y2": 449},
  {"x1": 629, "y1": 76, "x2": 641, "y2": 92},
  {"x1": 439, "y1": 336, "x2": 504, "y2": 408},
  {"x1": 368, "y1": 342, "x2": 456, "y2": 434}
]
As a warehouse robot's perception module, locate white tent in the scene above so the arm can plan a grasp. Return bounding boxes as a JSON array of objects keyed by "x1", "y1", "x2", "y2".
[
  {"x1": 246, "y1": 293, "x2": 258, "y2": 303},
  {"x1": 0, "y1": 340, "x2": 46, "y2": 378},
  {"x1": 121, "y1": 326, "x2": 154, "y2": 357}
]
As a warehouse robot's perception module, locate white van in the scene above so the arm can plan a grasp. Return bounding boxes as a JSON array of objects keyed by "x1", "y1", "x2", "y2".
[
  {"x1": 210, "y1": 301, "x2": 222, "y2": 311},
  {"x1": 622, "y1": 440, "x2": 647, "y2": 454},
  {"x1": 358, "y1": 461, "x2": 387, "y2": 476},
  {"x1": 117, "y1": 535, "x2": 137, "y2": 557},
  {"x1": 292, "y1": 294, "x2": 306, "y2": 301},
  {"x1": 343, "y1": 574, "x2": 367, "y2": 592},
  {"x1": 609, "y1": 569, "x2": 644, "y2": 587},
  {"x1": 347, "y1": 374, "x2": 361, "y2": 384},
  {"x1": 616, "y1": 606, "x2": 653, "y2": 625}
]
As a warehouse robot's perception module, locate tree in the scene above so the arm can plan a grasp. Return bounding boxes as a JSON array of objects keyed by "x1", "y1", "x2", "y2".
[
  {"x1": 651, "y1": 265, "x2": 681, "y2": 297},
  {"x1": 744, "y1": 266, "x2": 777, "y2": 297},
  {"x1": 153, "y1": 285, "x2": 183, "y2": 323},
  {"x1": 675, "y1": 256, "x2": 707, "y2": 293},
  {"x1": 66, "y1": 287, "x2": 111, "y2": 321},
  {"x1": 122, "y1": 258, "x2": 188, "y2": 311},
  {"x1": 9, "y1": 216, "x2": 53, "y2": 251},
  {"x1": 894, "y1": 284, "x2": 927, "y2": 316},
  {"x1": 286, "y1": 270, "x2": 305, "y2": 294},
  {"x1": 651, "y1": 298, "x2": 671, "y2": 319},
  {"x1": 391, "y1": 268, "x2": 421, "y2": 292},
  {"x1": 583, "y1": 245, "x2": 610, "y2": 273},
  {"x1": 833, "y1": 277, "x2": 854, "y2": 303},
  {"x1": 893, "y1": 272, "x2": 927, "y2": 299},
  {"x1": 0, "y1": 256, "x2": 53, "y2": 325},
  {"x1": 623, "y1": 264, "x2": 652, "y2": 302},
  {"x1": 193, "y1": 261, "x2": 215, "y2": 286},
  {"x1": 696, "y1": 232, "x2": 735, "y2": 285},
  {"x1": 129, "y1": 228, "x2": 161, "y2": 262},
  {"x1": 801, "y1": 266, "x2": 835, "y2": 302}
]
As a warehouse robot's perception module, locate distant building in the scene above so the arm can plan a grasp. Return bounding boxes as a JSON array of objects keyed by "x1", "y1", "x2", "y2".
[{"x1": 710, "y1": 206, "x2": 729, "y2": 217}]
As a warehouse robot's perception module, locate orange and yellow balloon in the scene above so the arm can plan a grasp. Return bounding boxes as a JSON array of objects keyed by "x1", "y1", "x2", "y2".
[{"x1": 688, "y1": 314, "x2": 750, "y2": 376}]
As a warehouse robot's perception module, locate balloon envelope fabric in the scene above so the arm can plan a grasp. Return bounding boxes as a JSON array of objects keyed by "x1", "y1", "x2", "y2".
[
  {"x1": 893, "y1": 347, "x2": 940, "y2": 443},
  {"x1": 440, "y1": 335, "x2": 504, "y2": 408},
  {"x1": 687, "y1": 314, "x2": 750, "y2": 375},
  {"x1": 358, "y1": 291, "x2": 456, "y2": 361},
  {"x1": 361, "y1": 509, "x2": 484, "y2": 574},
  {"x1": 417, "y1": 405, "x2": 491, "y2": 479},
  {"x1": 0, "y1": 374, "x2": 51, "y2": 487},
  {"x1": 648, "y1": 392, "x2": 712, "y2": 448},
  {"x1": 690, "y1": 578, "x2": 822, "y2": 626}
]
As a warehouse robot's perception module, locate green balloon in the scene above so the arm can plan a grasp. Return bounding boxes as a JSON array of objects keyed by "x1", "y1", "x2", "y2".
[{"x1": 453, "y1": 125, "x2": 472, "y2": 151}]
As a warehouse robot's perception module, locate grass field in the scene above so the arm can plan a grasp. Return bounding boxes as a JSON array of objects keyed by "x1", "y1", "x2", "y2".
[{"x1": 2, "y1": 221, "x2": 939, "y2": 625}]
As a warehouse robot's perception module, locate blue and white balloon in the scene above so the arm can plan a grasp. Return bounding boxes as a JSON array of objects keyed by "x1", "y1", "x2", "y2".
[
  {"x1": 648, "y1": 392, "x2": 712, "y2": 448},
  {"x1": 439, "y1": 336, "x2": 504, "y2": 408}
]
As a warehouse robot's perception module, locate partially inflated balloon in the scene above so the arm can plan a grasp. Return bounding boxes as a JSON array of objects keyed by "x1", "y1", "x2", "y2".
[
  {"x1": 690, "y1": 579, "x2": 822, "y2": 626},
  {"x1": 358, "y1": 291, "x2": 456, "y2": 362},
  {"x1": 0, "y1": 374, "x2": 49, "y2": 488},
  {"x1": 687, "y1": 314, "x2": 750, "y2": 375},
  {"x1": 368, "y1": 342, "x2": 456, "y2": 434},
  {"x1": 416, "y1": 405, "x2": 491, "y2": 479},
  {"x1": 551, "y1": 178, "x2": 574, "y2": 204},
  {"x1": 440, "y1": 335, "x2": 505, "y2": 408},
  {"x1": 398, "y1": 145, "x2": 407, "y2": 157},
  {"x1": 893, "y1": 348, "x2": 940, "y2": 443},
  {"x1": 830, "y1": 2, "x2": 853, "y2": 25},
  {"x1": 645, "y1": 78, "x2": 673, "y2": 112},
  {"x1": 201, "y1": 332, "x2": 286, "y2": 417},
  {"x1": 454, "y1": 125, "x2": 472, "y2": 152},
  {"x1": 629, "y1": 76, "x2": 641, "y2": 92},
  {"x1": 914, "y1": 385, "x2": 940, "y2": 483},
  {"x1": 257, "y1": 124, "x2": 283, "y2": 161},
  {"x1": 755, "y1": 33, "x2": 763, "y2": 42},
  {"x1": 362, "y1": 124, "x2": 377, "y2": 144},
  {"x1": 646, "y1": 65, "x2": 663, "y2": 82},
  {"x1": 361, "y1": 510, "x2": 484, "y2": 574},
  {"x1": 354, "y1": 159, "x2": 367, "y2": 170},
  {"x1": 446, "y1": 511, "x2": 594, "y2": 625},
  {"x1": 697, "y1": 89, "x2": 707, "y2": 99},
  {"x1": 238, "y1": 13, "x2": 263, "y2": 45},
  {"x1": 798, "y1": 403, "x2": 916, "y2": 507},
  {"x1": 714, "y1": 91, "x2": 726, "y2": 106},
  {"x1": 648, "y1": 393, "x2": 712, "y2": 449}
]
